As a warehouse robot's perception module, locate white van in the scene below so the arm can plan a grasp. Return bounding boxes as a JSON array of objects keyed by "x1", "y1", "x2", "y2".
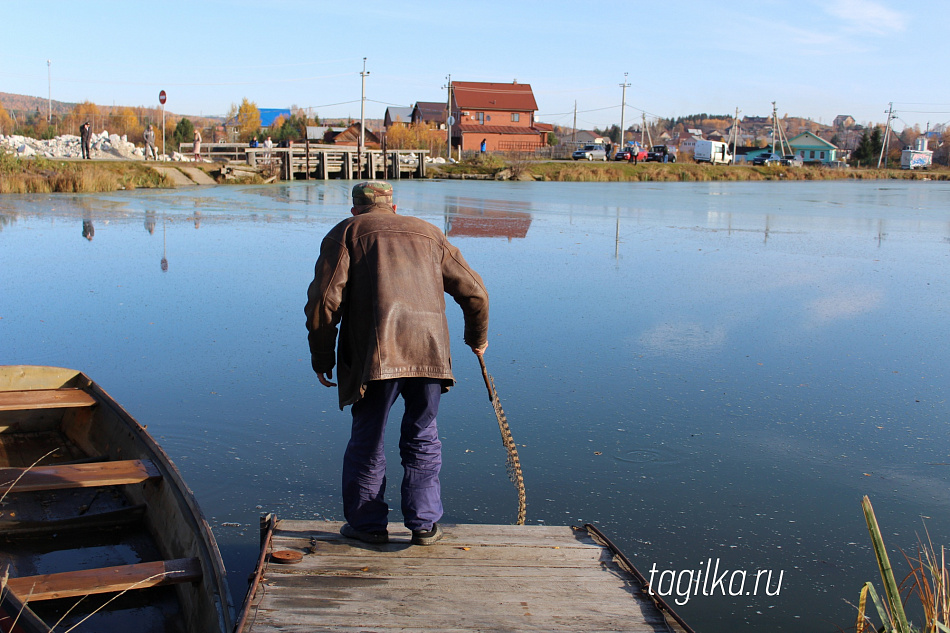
[{"x1": 694, "y1": 140, "x2": 733, "y2": 165}]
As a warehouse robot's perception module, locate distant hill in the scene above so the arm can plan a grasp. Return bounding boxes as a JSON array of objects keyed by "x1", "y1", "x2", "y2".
[
  {"x1": 0, "y1": 91, "x2": 208, "y2": 122},
  {"x1": 0, "y1": 92, "x2": 75, "y2": 116}
]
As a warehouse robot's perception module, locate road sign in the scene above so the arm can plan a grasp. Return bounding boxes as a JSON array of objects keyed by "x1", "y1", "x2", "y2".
[
  {"x1": 159, "y1": 90, "x2": 166, "y2": 105},
  {"x1": 447, "y1": 115, "x2": 455, "y2": 126}
]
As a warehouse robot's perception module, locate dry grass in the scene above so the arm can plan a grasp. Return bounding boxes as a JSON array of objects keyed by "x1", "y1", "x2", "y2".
[
  {"x1": 525, "y1": 160, "x2": 950, "y2": 183},
  {"x1": 0, "y1": 152, "x2": 169, "y2": 193}
]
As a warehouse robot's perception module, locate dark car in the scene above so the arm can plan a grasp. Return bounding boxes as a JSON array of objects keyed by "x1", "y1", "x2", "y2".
[
  {"x1": 645, "y1": 145, "x2": 676, "y2": 163},
  {"x1": 752, "y1": 153, "x2": 783, "y2": 166}
]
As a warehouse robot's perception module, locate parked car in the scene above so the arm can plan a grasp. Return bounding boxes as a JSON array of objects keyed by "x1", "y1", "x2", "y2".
[
  {"x1": 781, "y1": 155, "x2": 804, "y2": 167},
  {"x1": 614, "y1": 146, "x2": 648, "y2": 163},
  {"x1": 572, "y1": 144, "x2": 608, "y2": 161},
  {"x1": 752, "y1": 153, "x2": 783, "y2": 166},
  {"x1": 645, "y1": 145, "x2": 676, "y2": 163}
]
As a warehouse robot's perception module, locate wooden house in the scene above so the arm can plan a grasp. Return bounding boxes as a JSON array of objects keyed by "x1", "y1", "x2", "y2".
[
  {"x1": 412, "y1": 102, "x2": 448, "y2": 128},
  {"x1": 787, "y1": 131, "x2": 838, "y2": 164},
  {"x1": 450, "y1": 81, "x2": 545, "y2": 152},
  {"x1": 384, "y1": 107, "x2": 413, "y2": 129},
  {"x1": 324, "y1": 122, "x2": 381, "y2": 148}
]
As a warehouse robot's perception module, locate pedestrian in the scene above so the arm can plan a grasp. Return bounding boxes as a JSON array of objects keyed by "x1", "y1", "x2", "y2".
[
  {"x1": 144, "y1": 125, "x2": 157, "y2": 160},
  {"x1": 263, "y1": 135, "x2": 274, "y2": 159},
  {"x1": 193, "y1": 130, "x2": 202, "y2": 161},
  {"x1": 80, "y1": 121, "x2": 92, "y2": 159},
  {"x1": 305, "y1": 181, "x2": 489, "y2": 547}
]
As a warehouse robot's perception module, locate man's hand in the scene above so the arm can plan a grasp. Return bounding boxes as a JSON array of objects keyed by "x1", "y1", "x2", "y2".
[
  {"x1": 318, "y1": 369, "x2": 337, "y2": 388},
  {"x1": 471, "y1": 342, "x2": 488, "y2": 357}
]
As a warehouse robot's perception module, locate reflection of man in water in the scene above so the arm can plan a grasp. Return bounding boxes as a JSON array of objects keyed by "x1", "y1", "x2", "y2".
[
  {"x1": 82, "y1": 219, "x2": 94, "y2": 241},
  {"x1": 145, "y1": 210, "x2": 156, "y2": 234}
]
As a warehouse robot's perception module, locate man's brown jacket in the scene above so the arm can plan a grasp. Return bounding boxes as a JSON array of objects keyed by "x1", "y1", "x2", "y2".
[{"x1": 305, "y1": 207, "x2": 489, "y2": 409}]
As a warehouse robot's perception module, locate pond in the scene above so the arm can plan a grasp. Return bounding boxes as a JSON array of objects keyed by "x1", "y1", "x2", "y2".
[{"x1": 2, "y1": 179, "x2": 949, "y2": 632}]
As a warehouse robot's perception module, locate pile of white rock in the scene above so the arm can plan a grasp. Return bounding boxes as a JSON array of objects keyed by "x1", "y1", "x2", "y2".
[{"x1": 0, "y1": 131, "x2": 189, "y2": 161}]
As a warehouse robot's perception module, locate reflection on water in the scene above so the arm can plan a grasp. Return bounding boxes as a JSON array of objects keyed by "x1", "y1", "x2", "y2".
[
  {"x1": 443, "y1": 196, "x2": 532, "y2": 240},
  {"x1": 1, "y1": 180, "x2": 950, "y2": 632}
]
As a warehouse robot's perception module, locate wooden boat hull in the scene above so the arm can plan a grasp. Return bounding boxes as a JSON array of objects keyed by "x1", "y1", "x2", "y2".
[{"x1": 0, "y1": 366, "x2": 233, "y2": 633}]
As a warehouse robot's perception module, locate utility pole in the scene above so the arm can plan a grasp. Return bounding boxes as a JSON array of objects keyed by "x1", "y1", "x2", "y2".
[
  {"x1": 771, "y1": 101, "x2": 777, "y2": 155},
  {"x1": 360, "y1": 57, "x2": 369, "y2": 177},
  {"x1": 47, "y1": 60, "x2": 51, "y2": 123},
  {"x1": 731, "y1": 106, "x2": 740, "y2": 163},
  {"x1": 444, "y1": 74, "x2": 453, "y2": 159},
  {"x1": 619, "y1": 72, "x2": 630, "y2": 148},
  {"x1": 572, "y1": 101, "x2": 577, "y2": 144},
  {"x1": 878, "y1": 102, "x2": 894, "y2": 169}
]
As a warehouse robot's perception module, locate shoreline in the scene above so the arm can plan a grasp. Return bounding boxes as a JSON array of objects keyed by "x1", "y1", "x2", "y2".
[{"x1": 1, "y1": 154, "x2": 946, "y2": 194}]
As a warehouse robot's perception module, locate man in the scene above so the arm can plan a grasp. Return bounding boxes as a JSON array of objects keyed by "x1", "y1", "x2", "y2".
[
  {"x1": 80, "y1": 121, "x2": 91, "y2": 159},
  {"x1": 305, "y1": 181, "x2": 489, "y2": 546},
  {"x1": 144, "y1": 125, "x2": 157, "y2": 160}
]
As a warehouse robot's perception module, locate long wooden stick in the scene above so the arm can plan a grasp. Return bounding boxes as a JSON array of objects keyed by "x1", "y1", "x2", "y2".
[{"x1": 478, "y1": 355, "x2": 526, "y2": 525}]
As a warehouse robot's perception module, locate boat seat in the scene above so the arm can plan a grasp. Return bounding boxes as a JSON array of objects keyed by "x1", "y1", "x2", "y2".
[
  {"x1": 0, "y1": 459, "x2": 161, "y2": 493},
  {"x1": 6, "y1": 557, "x2": 202, "y2": 601},
  {"x1": 0, "y1": 389, "x2": 97, "y2": 412}
]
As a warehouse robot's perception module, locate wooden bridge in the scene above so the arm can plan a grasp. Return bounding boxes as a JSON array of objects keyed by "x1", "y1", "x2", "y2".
[
  {"x1": 180, "y1": 143, "x2": 428, "y2": 181},
  {"x1": 235, "y1": 517, "x2": 693, "y2": 633}
]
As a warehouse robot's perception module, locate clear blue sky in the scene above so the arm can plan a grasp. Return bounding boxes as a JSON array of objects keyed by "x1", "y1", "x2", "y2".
[{"x1": 3, "y1": 0, "x2": 948, "y2": 132}]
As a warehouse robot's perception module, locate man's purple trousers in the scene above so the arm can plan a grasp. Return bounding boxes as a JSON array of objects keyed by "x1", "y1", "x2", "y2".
[{"x1": 343, "y1": 377, "x2": 443, "y2": 533}]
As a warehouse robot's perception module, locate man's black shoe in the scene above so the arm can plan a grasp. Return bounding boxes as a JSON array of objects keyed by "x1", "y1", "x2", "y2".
[
  {"x1": 411, "y1": 523, "x2": 443, "y2": 546},
  {"x1": 340, "y1": 523, "x2": 389, "y2": 544}
]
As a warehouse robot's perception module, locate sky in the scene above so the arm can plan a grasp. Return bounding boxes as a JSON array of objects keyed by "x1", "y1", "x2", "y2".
[{"x1": 3, "y1": 0, "x2": 949, "y2": 133}]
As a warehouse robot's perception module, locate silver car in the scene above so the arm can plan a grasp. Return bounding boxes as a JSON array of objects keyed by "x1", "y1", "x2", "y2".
[{"x1": 572, "y1": 144, "x2": 608, "y2": 161}]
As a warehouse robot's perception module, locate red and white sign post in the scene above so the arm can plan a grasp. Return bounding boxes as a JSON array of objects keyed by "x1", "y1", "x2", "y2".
[{"x1": 159, "y1": 90, "x2": 167, "y2": 158}]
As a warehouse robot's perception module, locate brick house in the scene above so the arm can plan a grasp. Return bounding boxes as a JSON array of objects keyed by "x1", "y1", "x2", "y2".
[{"x1": 450, "y1": 81, "x2": 545, "y2": 152}]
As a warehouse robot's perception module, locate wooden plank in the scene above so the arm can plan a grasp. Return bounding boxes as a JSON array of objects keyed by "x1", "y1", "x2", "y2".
[
  {"x1": 7, "y1": 557, "x2": 202, "y2": 601},
  {"x1": 0, "y1": 389, "x2": 96, "y2": 412},
  {"x1": 0, "y1": 459, "x2": 161, "y2": 492},
  {"x1": 240, "y1": 521, "x2": 685, "y2": 633}
]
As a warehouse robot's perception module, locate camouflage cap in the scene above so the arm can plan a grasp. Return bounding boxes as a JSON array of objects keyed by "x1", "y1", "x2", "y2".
[{"x1": 352, "y1": 181, "x2": 393, "y2": 207}]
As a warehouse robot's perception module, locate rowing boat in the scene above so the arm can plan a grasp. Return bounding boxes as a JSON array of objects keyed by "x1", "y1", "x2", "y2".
[{"x1": 0, "y1": 365, "x2": 233, "y2": 633}]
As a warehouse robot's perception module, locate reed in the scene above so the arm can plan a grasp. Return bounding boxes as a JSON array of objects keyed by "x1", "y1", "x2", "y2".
[{"x1": 854, "y1": 496, "x2": 950, "y2": 633}]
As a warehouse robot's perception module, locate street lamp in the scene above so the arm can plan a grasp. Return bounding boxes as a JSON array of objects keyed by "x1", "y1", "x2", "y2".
[
  {"x1": 360, "y1": 57, "x2": 369, "y2": 176},
  {"x1": 619, "y1": 72, "x2": 630, "y2": 149}
]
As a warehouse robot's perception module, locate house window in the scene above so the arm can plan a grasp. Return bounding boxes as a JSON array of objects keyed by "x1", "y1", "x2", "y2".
[
  {"x1": 511, "y1": 113, "x2": 520, "y2": 122},
  {"x1": 820, "y1": 151, "x2": 825, "y2": 159},
  {"x1": 810, "y1": 151, "x2": 815, "y2": 159},
  {"x1": 476, "y1": 112, "x2": 485, "y2": 125}
]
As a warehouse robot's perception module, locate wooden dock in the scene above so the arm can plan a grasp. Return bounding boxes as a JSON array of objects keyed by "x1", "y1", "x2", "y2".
[
  {"x1": 180, "y1": 143, "x2": 428, "y2": 181},
  {"x1": 236, "y1": 518, "x2": 692, "y2": 633}
]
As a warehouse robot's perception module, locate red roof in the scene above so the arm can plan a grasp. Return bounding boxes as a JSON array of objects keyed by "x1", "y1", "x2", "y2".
[
  {"x1": 453, "y1": 81, "x2": 538, "y2": 112},
  {"x1": 534, "y1": 122, "x2": 553, "y2": 133},
  {"x1": 458, "y1": 124, "x2": 541, "y2": 135}
]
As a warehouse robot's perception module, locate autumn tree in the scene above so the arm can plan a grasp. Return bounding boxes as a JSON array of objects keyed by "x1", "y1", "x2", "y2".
[
  {"x1": 110, "y1": 107, "x2": 143, "y2": 139},
  {"x1": 385, "y1": 122, "x2": 445, "y2": 156},
  {"x1": 227, "y1": 98, "x2": 261, "y2": 142},
  {"x1": 0, "y1": 102, "x2": 13, "y2": 134},
  {"x1": 65, "y1": 101, "x2": 102, "y2": 134}
]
